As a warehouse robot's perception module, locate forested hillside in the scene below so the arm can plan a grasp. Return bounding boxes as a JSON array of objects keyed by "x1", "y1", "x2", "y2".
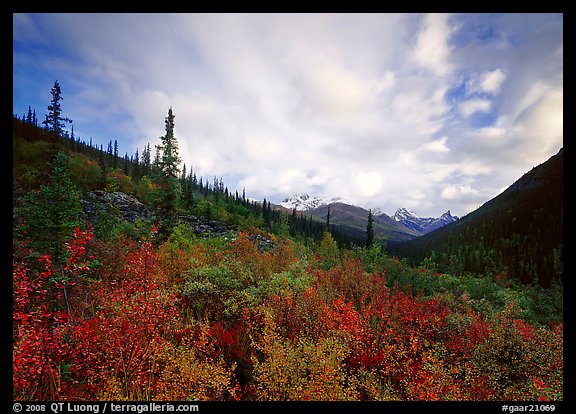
[
  {"x1": 389, "y1": 149, "x2": 563, "y2": 288},
  {"x1": 12, "y1": 95, "x2": 563, "y2": 402},
  {"x1": 309, "y1": 203, "x2": 420, "y2": 245},
  {"x1": 12, "y1": 116, "x2": 350, "y2": 248}
]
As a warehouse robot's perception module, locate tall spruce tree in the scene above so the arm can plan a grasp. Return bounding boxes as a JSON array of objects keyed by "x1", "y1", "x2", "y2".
[
  {"x1": 154, "y1": 107, "x2": 182, "y2": 238},
  {"x1": 42, "y1": 80, "x2": 72, "y2": 142},
  {"x1": 366, "y1": 209, "x2": 374, "y2": 248},
  {"x1": 142, "y1": 144, "x2": 151, "y2": 176}
]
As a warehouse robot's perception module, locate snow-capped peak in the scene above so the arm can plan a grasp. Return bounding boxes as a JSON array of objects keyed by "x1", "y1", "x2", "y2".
[
  {"x1": 393, "y1": 207, "x2": 420, "y2": 221},
  {"x1": 371, "y1": 207, "x2": 383, "y2": 216},
  {"x1": 393, "y1": 208, "x2": 458, "y2": 234},
  {"x1": 280, "y1": 193, "x2": 357, "y2": 211},
  {"x1": 280, "y1": 194, "x2": 326, "y2": 211},
  {"x1": 439, "y1": 210, "x2": 455, "y2": 220}
]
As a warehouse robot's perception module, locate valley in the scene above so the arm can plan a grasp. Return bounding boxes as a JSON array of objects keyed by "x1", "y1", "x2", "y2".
[{"x1": 12, "y1": 111, "x2": 563, "y2": 402}]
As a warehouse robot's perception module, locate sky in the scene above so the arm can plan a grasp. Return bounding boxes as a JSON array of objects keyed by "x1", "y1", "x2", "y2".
[{"x1": 13, "y1": 13, "x2": 563, "y2": 218}]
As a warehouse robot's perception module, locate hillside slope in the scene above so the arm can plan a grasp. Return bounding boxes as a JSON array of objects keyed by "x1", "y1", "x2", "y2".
[
  {"x1": 309, "y1": 202, "x2": 420, "y2": 245},
  {"x1": 389, "y1": 148, "x2": 563, "y2": 287}
]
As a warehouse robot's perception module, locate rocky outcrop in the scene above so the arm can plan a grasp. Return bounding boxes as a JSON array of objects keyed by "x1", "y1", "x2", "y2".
[
  {"x1": 81, "y1": 191, "x2": 281, "y2": 253},
  {"x1": 82, "y1": 191, "x2": 230, "y2": 238},
  {"x1": 83, "y1": 190, "x2": 150, "y2": 224},
  {"x1": 178, "y1": 214, "x2": 228, "y2": 237}
]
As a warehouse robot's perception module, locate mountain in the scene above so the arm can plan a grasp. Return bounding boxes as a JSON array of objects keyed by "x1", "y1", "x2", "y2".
[
  {"x1": 280, "y1": 193, "x2": 351, "y2": 211},
  {"x1": 389, "y1": 148, "x2": 563, "y2": 287},
  {"x1": 280, "y1": 194, "x2": 458, "y2": 244},
  {"x1": 392, "y1": 208, "x2": 459, "y2": 234},
  {"x1": 309, "y1": 202, "x2": 421, "y2": 245},
  {"x1": 280, "y1": 194, "x2": 326, "y2": 211}
]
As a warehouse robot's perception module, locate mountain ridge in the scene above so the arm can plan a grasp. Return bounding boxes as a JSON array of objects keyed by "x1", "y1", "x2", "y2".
[
  {"x1": 279, "y1": 193, "x2": 459, "y2": 242},
  {"x1": 392, "y1": 207, "x2": 459, "y2": 234},
  {"x1": 308, "y1": 202, "x2": 420, "y2": 244},
  {"x1": 389, "y1": 147, "x2": 563, "y2": 287},
  {"x1": 279, "y1": 193, "x2": 351, "y2": 211}
]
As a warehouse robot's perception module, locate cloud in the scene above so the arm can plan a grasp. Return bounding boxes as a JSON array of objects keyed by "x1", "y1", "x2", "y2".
[
  {"x1": 424, "y1": 136, "x2": 450, "y2": 153},
  {"x1": 355, "y1": 171, "x2": 385, "y2": 198},
  {"x1": 513, "y1": 86, "x2": 563, "y2": 161},
  {"x1": 374, "y1": 71, "x2": 396, "y2": 94},
  {"x1": 459, "y1": 98, "x2": 492, "y2": 117},
  {"x1": 411, "y1": 13, "x2": 455, "y2": 77},
  {"x1": 12, "y1": 13, "x2": 563, "y2": 218},
  {"x1": 292, "y1": 58, "x2": 373, "y2": 124},
  {"x1": 441, "y1": 184, "x2": 480, "y2": 200},
  {"x1": 479, "y1": 68, "x2": 506, "y2": 94},
  {"x1": 13, "y1": 13, "x2": 45, "y2": 44}
]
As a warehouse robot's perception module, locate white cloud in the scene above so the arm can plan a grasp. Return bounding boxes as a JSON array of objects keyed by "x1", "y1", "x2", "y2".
[
  {"x1": 424, "y1": 136, "x2": 450, "y2": 153},
  {"x1": 374, "y1": 71, "x2": 396, "y2": 94},
  {"x1": 459, "y1": 98, "x2": 492, "y2": 117},
  {"x1": 355, "y1": 171, "x2": 385, "y2": 198},
  {"x1": 479, "y1": 68, "x2": 506, "y2": 94},
  {"x1": 292, "y1": 58, "x2": 372, "y2": 124},
  {"x1": 411, "y1": 13, "x2": 455, "y2": 77},
  {"x1": 475, "y1": 126, "x2": 506, "y2": 139},
  {"x1": 513, "y1": 86, "x2": 563, "y2": 161},
  {"x1": 441, "y1": 184, "x2": 480, "y2": 200}
]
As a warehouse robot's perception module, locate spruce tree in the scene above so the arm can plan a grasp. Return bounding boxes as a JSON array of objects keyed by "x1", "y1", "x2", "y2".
[
  {"x1": 366, "y1": 209, "x2": 374, "y2": 248},
  {"x1": 154, "y1": 107, "x2": 182, "y2": 238},
  {"x1": 113, "y1": 139, "x2": 119, "y2": 168},
  {"x1": 42, "y1": 80, "x2": 72, "y2": 142},
  {"x1": 26, "y1": 106, "x2": 33, "y2": 124},
  {"x1": 181, "y1": 163, "x2": 187, "y2": 189},
  {"x1": 142, "y1": 144, "x2": 151, "y2": 176},
  {"x1": 187, "y1": 169, "x2": 194, "y2": 206},
  {"x1": 262, "y1": 198, "x2": 270, "y2": 229},
  {"x1": 23, "y1": 152, "x2": 82, "y2": 263},
  {"x1": 133, "y1": 148, "x2": 141, "y2": 180}
]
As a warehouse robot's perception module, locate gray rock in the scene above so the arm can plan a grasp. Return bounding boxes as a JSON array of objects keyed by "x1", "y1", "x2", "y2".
[
  {"x1": 83, "y1": 191, "x2": 230, "y2": 237},
  {"x1": 83, "y1": 190, "x2": 150, "y2": 223}
]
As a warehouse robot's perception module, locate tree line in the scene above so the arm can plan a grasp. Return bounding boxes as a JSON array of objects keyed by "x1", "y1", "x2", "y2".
[{"x1": 14, "y1": 80, "x2": 368, "y2": 248}]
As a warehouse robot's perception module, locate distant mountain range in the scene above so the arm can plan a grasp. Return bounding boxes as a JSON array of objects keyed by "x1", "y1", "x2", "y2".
[
  {"x1": 278, "y1": 145, "x2": 562, "y2": 278},
  {"x1": 278, "y1": 194, "x2": 459, "y2": 244},
  {"x1": 392, "y1": 208, "x2": 459, "y2": 234},
  {"x1": 308, "y1": 202, "x2": 419, "y2": 244}
]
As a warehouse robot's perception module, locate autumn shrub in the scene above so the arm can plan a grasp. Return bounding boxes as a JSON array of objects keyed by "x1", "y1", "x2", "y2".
[
  {"x1": 251, "y1": 307, "x2": 354, "y2": 400},
  {"x1": 158, "y1": 238, "x2": 198, "y2": 286},
  {"x1": 13, "y1": 257, "x2": 68, "y2": 400},
  {"x1": 344, "y1": 367, "x2": 399, "y2": 400},
  {"x1": 13, "y1": 228, "x2": 96, "y2": 400},
  {"x1": 64, "y1": 233, "x2": 186, "y2": 399},
  {"x1": 470, "y1": 304, "x2": 563, "y2": 400},
  {"x1": 182, "y1": 263, "x2": 242, "y2": 320},
  {"x1": 151, "y1": 340, "x2": 239, "y2": 400},
  {"x1": 520, "y1": 281, "x2": 563, "y2": 324},
  {"x1": 224, "y1": 232, "x2": 274, "y2": 282},
  {"x1": 105, "y1": 168, "x2": 133, "y2": 193},
  {"x1": 13, "y1": 222, "x2": 563, "y2": 401},
  {"x1": 68, "y1": 153, "x2": 103, "y2": 192},
  {"x1": 315, "y1": 231, "x2": 340, "y2": 270},
  {"x1": 133, "y1": 175, "x2": 157, "y2": 205}
]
